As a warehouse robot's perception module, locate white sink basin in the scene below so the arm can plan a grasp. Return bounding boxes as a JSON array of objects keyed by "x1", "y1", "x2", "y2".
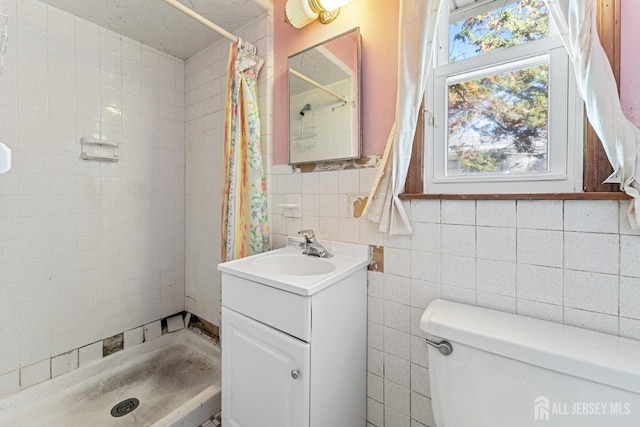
[
  {"x1": 217, "y1": 239, "x2": 370, "y2": 296},
  {"x1": 253, "y1": 254, "x2": 336, "y2": 276}
]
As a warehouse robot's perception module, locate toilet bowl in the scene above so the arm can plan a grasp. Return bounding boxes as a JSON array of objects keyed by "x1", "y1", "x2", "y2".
[{"x1": 420, "y1": 299, "x2": 640, "y2": 426}]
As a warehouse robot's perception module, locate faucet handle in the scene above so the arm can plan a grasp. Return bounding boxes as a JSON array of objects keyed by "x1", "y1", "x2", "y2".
[{"x1": 298, "y1": 229, "x2": 317, "y2": 243}]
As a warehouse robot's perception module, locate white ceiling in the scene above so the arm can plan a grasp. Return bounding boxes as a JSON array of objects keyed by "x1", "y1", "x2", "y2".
[
  {"x1": 289, "y1": 47, "x2": 349, "y2": 97},
  {"x1": 38, "y1": 0, "x2": 271, "y2": 60}
]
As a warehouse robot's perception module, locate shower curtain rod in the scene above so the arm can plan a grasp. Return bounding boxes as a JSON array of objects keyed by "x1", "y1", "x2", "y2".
[
  {"x1": 162, "y1": 0, "x2": 239, "y2": 44},
  {"x1": 289, "y1": 67, "x2": 351, "y2": 104}
]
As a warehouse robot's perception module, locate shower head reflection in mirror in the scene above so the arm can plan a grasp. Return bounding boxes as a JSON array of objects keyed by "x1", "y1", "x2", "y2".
[{"x1": 300, "y1": 104, "x2": 312, "y2": 116}]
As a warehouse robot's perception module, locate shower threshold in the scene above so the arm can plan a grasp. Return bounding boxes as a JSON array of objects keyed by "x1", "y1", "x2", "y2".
[{"x1": 0, "y1": 329, "x2": 221, "y2": 427}]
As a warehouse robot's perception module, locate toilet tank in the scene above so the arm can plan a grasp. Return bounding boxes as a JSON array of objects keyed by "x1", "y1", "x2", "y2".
[{"x1": 420, "y1": 299, "x2": 640, "y2": 427}]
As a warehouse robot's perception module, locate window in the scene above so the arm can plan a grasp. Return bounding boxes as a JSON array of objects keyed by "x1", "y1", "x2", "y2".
[{"x1": 424, "y1": 0, "x2": 584, "y2": 194}]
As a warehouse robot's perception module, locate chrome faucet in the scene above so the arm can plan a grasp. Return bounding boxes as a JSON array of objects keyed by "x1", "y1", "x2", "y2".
[{"x1": 298, "y1": 230, "x2": 331, "y2": 258}]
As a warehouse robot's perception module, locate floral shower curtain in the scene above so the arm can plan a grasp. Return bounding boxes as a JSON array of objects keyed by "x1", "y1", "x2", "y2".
[{"x1": 221, "y1": 40, "x2": 270, "y2": 262}]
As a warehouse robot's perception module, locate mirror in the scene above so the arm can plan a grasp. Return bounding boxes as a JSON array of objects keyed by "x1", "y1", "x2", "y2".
[{"x1": 288, "y1": 28, "x2": 361, "y2": 165}]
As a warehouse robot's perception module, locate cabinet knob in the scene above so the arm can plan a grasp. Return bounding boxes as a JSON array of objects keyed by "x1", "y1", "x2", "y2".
[{"x1": 290, "y1": 369, "x2": 300, "y2": 380}]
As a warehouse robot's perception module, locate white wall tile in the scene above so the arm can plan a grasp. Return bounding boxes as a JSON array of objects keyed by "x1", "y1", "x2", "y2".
[
  {"x1": 410, "y1": 280, "x2": 441, "y2": 310},
  {"x1": 367, "y1": 398, "x2": 384, "y2": 426},
  {"x1": 564, "y1": 270, "x2": 618, "y2": 315},
  {"x1": 516, "y1": 265, "x2": 563, "y2": 305},
  {"x1": 411, "y1": 200, "x2": 440, "y2": 224},
  {"x1": 368, "y1": 297, "x2": 383, "y2": 325},
  {"x1": 384, "y1": 380, "x2": 410, "y2": 415},
  {"x1": 339, "y1": 169, "x2": 360, "y2": 194},
  {"x1": 410, "y1": 335, "x2": 429, "y2": 368},
  {"x1": 517, "y1": 229, "x2": 563, "y2": 268},
  {"x1": 0, "y1": 370, "x2": 20, "y2": 396},
  {"x1": 368, "y1": 271, "x2": 384, "y2": 298},
  {"x1": 410, "y1": 363, "x2": 430, "y2": 398},
  {"x1": 621, "y1": 235, "x2": 640, "y2": 277},
  {"x1": 383, "y1": 327, "x2": 410, "y2": 360},
  {"x1": 477, "y1": 226, "x2": 516, "y2": 262},
  {"x1": 410, "y1": 251, "x2": 441, "y2": 283},
  {"x1": 124, "y1": 327, "x2": 143, "y2": 348},
  {"x1": 368, "y1": 347, "x2": 384, "y2": 377},
  {"x1": 410, "y1": 222, "x2": 441, "y2": 253},
  {"x1": 441, "y1": 200, "x2": 475, "y2": 225},
  {"x1": 441, "y1": 285, "x2": 475, "y2": 305},
  {"x1": 318, "y1": 170, "x2": 338, "y2": 194},
  {"x1": 384, "y1": 301, "x2": 411, "y2": 333},
  {"x1": 301, "y1": 172, "x2": 319, "y2": 194},
  {"x1": 3, "y1": 3, "x2": 186, "y2": 379},
  {"x1": 339, "y1": 218, "x2": 360, "y2": 242},
  {"x1": 476, "y1": 292, "x2": 516, "y2": 313},
  {"x1": 410, "y1": 307, "x2": 427, "y2": 338},
  {"x1": 564, "y1": 308, "x2": 618, "y2": 335},
  {"x1": 564, "y1": 200, "x2": 618, "y2": 233},
  {"x1": 384, "y1": 353, "x2": 410, "y2": 388},
  {"x1": 318, "y1": 194, "x2": 340, "y2": 218},
  {"x1": 20, "y1": 360, "x2": 50, "y2": 389},
  {"x1": 384, "y1": 275, "x2": 411, "y2": 305},
  {"x1": 385, "y1": 248, "x2": 411, "y2": 277},
  {"x1": 367, "y1": 372, "x2": 384, "y2": 402},
  {"x1": 441, "y1": 224, "x2": 475, "y2": 257},
  {"x1": 516, "y1": 200, "x2": 563, "y2": 230},
  {"x1": 516, "y1": 299, "x2": 563, "y2": 323},
  {"x1": 620, "y1": 276, "x2": 640, "y2": 320},
  {"x1": 441, "y1": 255, "x2": 475, "y2": 289},
  {"x1": 476, "y1": 259, "x2": 516, "y2": 296},
  {"x1": 385, "y1": 406, "x2": 410, "y2": 427},
  {"x1": 368, "y1": 322, "x2": 384, "y2": 351},
  {"x1": 564, "y1": 232, "x2": 619, "y2": 274},
  {"x1": 411, "y1": 393, "x2": 435, "y2": 427},
  {"x1": 143, "y1": 321, "x2": 161, "y2": 341},
  {"x1": 620, "y1": 317, "x2": 640, "y2": 341},
  {"x1": 285, "y1": 172, "x2": 302, "y2": 194},
  {"x1": 477, "y1": 200, "x2": 516, "y2": 228},
  {"x1": 78, "y1": 342, "x2": 102, "y2": 367},
  {"x1": 51, "y1": 350, "x2": 78, "y2": 378}
]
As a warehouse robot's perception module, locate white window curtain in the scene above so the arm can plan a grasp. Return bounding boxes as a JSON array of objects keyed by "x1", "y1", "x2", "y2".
[
  {"x1": 545, "y1": 0, "x2": 640, "y2": 227},
  {"x1": 365, "y1": 0, "x2": 640, "y2": 234},
  {"x1": 363, "y1": 0, "x2": 447, "y2": 235}
]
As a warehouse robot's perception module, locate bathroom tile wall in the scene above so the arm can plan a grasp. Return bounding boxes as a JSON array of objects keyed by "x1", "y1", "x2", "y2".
[
  {"x1": 185, "y1": 12, "x2": 273, "y2": 327},
  {"x1": 0, "y1": 0, "x2": 185, "y2": 389},
  {"x1": 268, "y1": 168, "x2": 640, "y2": 426}
]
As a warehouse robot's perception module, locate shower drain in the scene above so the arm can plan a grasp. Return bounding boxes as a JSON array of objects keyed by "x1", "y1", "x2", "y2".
[{"x1": 110, "y1": 398, "x2": 140, "y2": 417}]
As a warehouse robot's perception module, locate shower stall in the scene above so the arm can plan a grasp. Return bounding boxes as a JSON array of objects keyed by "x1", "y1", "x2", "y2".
[{"x1": 0, "y1": 0, "x2": 273, "y2": 424}]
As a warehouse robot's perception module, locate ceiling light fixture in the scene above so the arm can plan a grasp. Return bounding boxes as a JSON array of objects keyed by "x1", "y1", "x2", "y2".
[{"x1": 285, "y1": 0, "x2": 352, "y2": 28}]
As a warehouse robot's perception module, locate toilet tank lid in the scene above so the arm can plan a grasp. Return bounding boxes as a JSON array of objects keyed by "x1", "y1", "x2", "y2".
[{"x1": 420, "y1": 299, "x2": 640, "y2": 394}]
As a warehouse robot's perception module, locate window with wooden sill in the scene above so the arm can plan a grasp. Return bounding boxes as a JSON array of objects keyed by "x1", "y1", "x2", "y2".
[{"x1": 402, "y1": 0, "x2": 627, "y2": 201}]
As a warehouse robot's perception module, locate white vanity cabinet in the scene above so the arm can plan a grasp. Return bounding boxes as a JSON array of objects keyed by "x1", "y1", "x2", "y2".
[
  {"x1": 222, "y1": 307, "x2": 310, "y2": 427},
  {"x1": 218, "y1": 243, "x2": 369, "y2": 427}
]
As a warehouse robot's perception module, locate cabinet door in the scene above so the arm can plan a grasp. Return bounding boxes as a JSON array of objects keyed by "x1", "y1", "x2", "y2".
[{"x1": 222, "y1": 307, "x2": 310, "y2": 427}]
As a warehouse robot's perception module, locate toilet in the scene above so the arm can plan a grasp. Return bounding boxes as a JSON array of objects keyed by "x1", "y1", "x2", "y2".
[{"x1": 420, "y1": 299, "x2": 640, "y2": 426}]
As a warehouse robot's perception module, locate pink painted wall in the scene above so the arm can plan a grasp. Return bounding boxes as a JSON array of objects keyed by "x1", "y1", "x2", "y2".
[
  {"x1": 274, "y1": 0, "x2": 639, "y2": 164},
  {"x1": 273, "y1": 0, "x2": 399, "y2": 164},
  {"x1": 621, "y1": 1, "x2": 640, "y2": 127},
  {"x1": 323, "y1": 30, "x2": 359, "y2": 74}
]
